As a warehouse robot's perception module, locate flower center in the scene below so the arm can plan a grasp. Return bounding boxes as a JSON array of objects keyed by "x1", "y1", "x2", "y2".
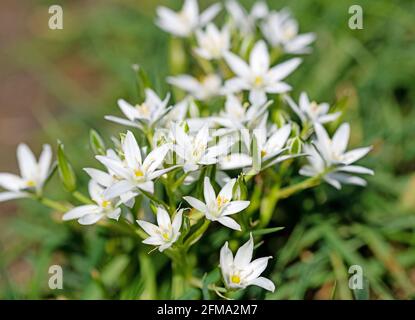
[
  {"x1": 134, "y1": 169, "x2": 144, "y2": 178},
  {"x1": 217, "y1": 196, "x2": 229, "y2": 208},
  {"x1": 136, "y1": 103, "x2": 150, "y2": 117},
  {"x1": 162, "y1": 232, "x2": 170, "y2": 241},
  {"x1": 261, "y1": 150, "x2": 267, "y2": 158},
  {"x1": 26, "y1": 180, "x2": 36, "y2": 187},
  {"x1": 254, "y1": 76, "x2": 264, "y2": 87},
  {"x1": 231, "y1": 274, "x2": 241, "y2": 284},
  {"x1": 102, "y1": 200, "x2": 111, "y2": 209}
]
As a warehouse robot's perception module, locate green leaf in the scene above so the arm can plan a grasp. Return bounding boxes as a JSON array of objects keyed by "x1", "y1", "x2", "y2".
[
  {"x1": 252, "y1": 134, "x2": 261, "y2": 173},
  {"x1": 89, "y1": 129, "x2": 106, "y2": 155},
  {"x1": 289, "y1": 136, "x2": 302, "y2": 155},
  {"x1": 252, "y1": 227, "x2": 285, "y2": 237},
  {"x1": 57, "y1": 141, "x2": 77, "y2": 192}
]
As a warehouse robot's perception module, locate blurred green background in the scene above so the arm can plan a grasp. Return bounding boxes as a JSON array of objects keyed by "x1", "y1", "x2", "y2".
[{"x1": 0, "y1": 0, "x2": 415, "y2": 299}]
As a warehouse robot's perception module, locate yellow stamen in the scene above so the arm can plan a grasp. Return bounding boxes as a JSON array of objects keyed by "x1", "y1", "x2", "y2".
[
  {"x1": 102, "y1": 200, "x2": 111, "y2": 208},
  {"x1": 134, "y1": 169, "x2": 144, "y2": 178},
  {"x1": 162, "y1": 232, "x2": 170, "y2": 240},
  {"x1": 254, "y1": 76, "x2": 264, "y2": 87},
  {"x1": 26, "y1": 180, "x2": 36, "y2": 187},
  {"x1": 136, "y1": 103, "x2": 150, "y2": 116},
  {"x1": 217, "y1": 196, "x2": 229, "y2": 208},
  {"x1": 261, "y1": 150, "x2": 267, "y2": 158},
  {"x1": 231, "y1": 275, "x2": 241, "y2": 284}
]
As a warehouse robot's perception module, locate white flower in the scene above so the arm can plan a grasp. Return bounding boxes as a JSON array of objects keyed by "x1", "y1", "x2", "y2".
[
  {"x1": 219, "y1": 117, "x2": 293, "y2": 171},
  {"x1": 167, "y1": 74, "x2": 222, "y2": 101},
  {"x1": 173, "y1": 123, "x2": 229, "y2": 172},
  {"x1": 105, "y1": 89, "x2": 171, "y2": 130},
  {"x1": 284, "y1": 92, "x2": 340, "y2": 125},
  {"x1": 184, "y1": 177, "x2": 249, "y2": 231},
  {"x1": 137, "y1": 207, "x2": 183, "y2": 252},
  {"x1": 194, "y1": 24, "x2": 230, "y2": 60},
  {"x1": 300, "y1": 123, "x2": 374, "y2": 189},
  {"x1": 225, "y1": 0, "x2": 269, "y2": 34},
  {"x1": 211, "y1": 95, "x2": 269, "y2": 134},
  {"x1": 96, "y1": 131, "x2": 173, "y2": 199},
  {"x1": 220, "y1": 233, "x2": 275, "y2": 292},
  {"x1": 224, "y1": 40, "x2": 301, "y2": 105},
  {"x1": 261, "y1": 9, "x2": 315, "y2": 54},
  {"x1": 62, "y1": 180, "x2": 121, "y2": 225},
  {"x1": 0, "y1": 144, "x2": 52, "y2": 202},
  {"x1": 156, "y1": 0, "x2": 221, "y2": 38}
]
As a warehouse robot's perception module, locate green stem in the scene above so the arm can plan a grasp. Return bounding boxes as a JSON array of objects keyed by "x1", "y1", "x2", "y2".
[
  {"x1": 141, "y1": 190, "x2": 170, "y2": 212},
  {"x1": 172, "y1": 172, "x2": 189, "y2": 191},
  {"x1": 189, "y1": 277, "x2": 227, "y2": 293},
  {"x1": 278, "y1": 176, "x2": 321, "y2": 199},
  {"x1": 184, "y1": 220, "x2": 211, "y2": 250},
  {"x1": 72, "y1": 191, "x2": 93, "y2": 204},
  {"x1": 38, "y1": 197, "x2": 70, "y2": 212}
]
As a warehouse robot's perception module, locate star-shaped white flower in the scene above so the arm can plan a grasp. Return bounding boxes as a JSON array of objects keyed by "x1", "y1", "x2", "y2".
[
  {"x1": 96, "y1": 131, "x2": 173, "y2": 200},
  {"x1": 0, "y1": 144, "x2": 52, "y2": 202},
  {"x1": 156, "y1": 0, "x2": 221, "y2": 38},
  {"x1": 220, "y1": 233, "x2": 275, "y2": 292},
  {"x1": 137, "y1": 207, "x2": 183, "y2": 252},
  {"x1": 167, "y1": 74, "x2": 222, "y2": 101},
  {"x1": 300, "y1": 123, "x2": 374, "y2": 189},
  {"x1": 225, "y1": 0, "x2": 269, "y2": 34},
  {"x1": 184, "y1": 177, "x2": 249, "y2": 231},
  {"x1": 194, "y1": 24, "x2": 230, "y2": 60},
  {"x1": 224, "y1": 40, "x2": 301, "y2": 105},
  {"x1": 62, "y1": 180, "x2": 121, "y2": 225},
  {"x1": 261, "y1": 9, "x2": 315, "y2": 54},
  {"x1": 173, "y1": 123, "x2": 229, "y2": 172},
  {"x1": 284, "y1": 92, "x2": 340, "y2": 125},
  {"x1": 105, "y1": 89, "x2": 171, "y2": 130}
]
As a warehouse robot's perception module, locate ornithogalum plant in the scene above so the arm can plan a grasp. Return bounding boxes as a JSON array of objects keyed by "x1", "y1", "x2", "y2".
[{"x1": 0, "y1": 0, "x2": 374, "y2": 299}]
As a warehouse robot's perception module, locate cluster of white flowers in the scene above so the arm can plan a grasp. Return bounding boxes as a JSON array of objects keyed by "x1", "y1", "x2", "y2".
[{"x1": 0, "y1": 0, "x2": 374, "y2": 295}]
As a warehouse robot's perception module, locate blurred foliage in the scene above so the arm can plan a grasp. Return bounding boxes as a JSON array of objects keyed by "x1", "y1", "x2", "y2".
[{"x1": 1, "y1": 0, "x2": 415, "y2": 299}]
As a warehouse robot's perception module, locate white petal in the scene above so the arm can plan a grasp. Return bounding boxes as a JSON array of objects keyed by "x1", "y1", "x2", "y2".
[
  {"x1": 219, "y1": 154, "x2": 252, "y2": 170},
  {"x1": 249, "y1": 89, "x2": 267, "y2": 106},
  {"x1": 222, "y1": 200, "x2": 250, "y2": 215},
  {"x1": 218, "y1": 179, "x2": 236, "y2": 201},
  {"x1": 183, "y1": 196, "x2": 207, "y2": 212},
  {"x1": 117, "y1": 99, "x2": 140, "y2": 121},
  {"x1": 39, "y1": 144, "x2": 52, "y2": 183},
  {"x1": 234, "y1": 233, "x2": 253, "y2": 267},
  {"x1": 143, "y1": 144, "x2": 170, "y2": 174},
  {"x1": 0, "y1": 173, "x2": 25, "y2": 191},
  {"x1": 63, "y1": 205, "x2": 100, "y2": 221},
  {"x1": 250, "y1": 40, "x2": 269, "y2": 74},
  {"x1": 332, "y1": 123, "x2": 350, "y2": 156},
  {"x1": 78, "y1": 213, "x2": 104, "y2": 225},
  {"x1": 17, "y1": 143, "x2": 37, "y2": 180},
  {"x1": 172, "y1": 210, "x2": 183, "y2": 234},
  {"x1": 105, "y1": 116, "x2": 140, "y2": 128},
  {"x1": 137, "y1": 220, "x2": 159, "y2": 236},
  {"x1": 220, "y1": 241, "x2": 233, "y2": 281},
  {"x1": 143, "y1": 236, "x2": 164, "y2": 246},
  {"x1": 107, "y1": 208, "x2": 122, "y2": 221},
  {"x1": 217, "y1": 216, "x2": 241, "y2": 231},
  {"x1": 123, "y1": 131, "x2": 142, "y2": 169},
  {"x1": 156, "y1": 207, "x2": 172, "y2": 230},
  {"x1": 245, "y1": 256, "x2": 272, "y2": 281},
  {"x1": 88, "y1": 180, "x2": 103, "y2": 203},
  {"x1": 0, "y1": 191, "x2": 27, "y2": 202},
  {"x1": 337, "y1": 165, "x2": 374, "y2": 175},
  {"x1": 200, "y1": 3, "x2": 221, "y2": 26},
  {"x1": 342, "y1": 147, "x2": 372, "y2": 165},
  {"x1": 104, "y1": 180, "x2": 135, "y2": 199},
  {"x1": 314, "y1": 123, "x2": 332, "y2": 161},
  {"x1": 248, "y1": 277, "x2": 275, "y2": 292},
  {"x1": 268, "y1": 58, "x2": 302, "y2": 82},
  {"x1": 203, "y1": 177, "x2": 216, "y2": 207},
  {"x1": 95, "y1": 156, "x2": 131, "y2": 180},
  {"x1": 224, "y1": 52, "x2": 251, "y2": 78},
  {"x1": 84, "y1": 168, "x2": 113, "y2": 187},
  {"x1": 137, "y1": 181, "x2": 154, "y2": 194}
]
